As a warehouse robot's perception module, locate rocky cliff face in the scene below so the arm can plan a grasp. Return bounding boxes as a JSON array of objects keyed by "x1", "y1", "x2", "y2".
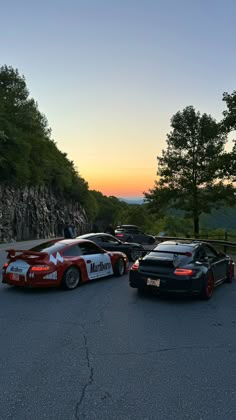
[{"x1": 0, "y1": 185, "x2": 89, "y2": 242}]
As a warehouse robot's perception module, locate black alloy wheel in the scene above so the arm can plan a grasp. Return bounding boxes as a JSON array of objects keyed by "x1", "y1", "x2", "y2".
[
  {"x1": 200, "y1": 272, "x2": 214, "y2": 300},
  {"x1": 225, "y1": 262, "x2": 234, "y2": 283}
]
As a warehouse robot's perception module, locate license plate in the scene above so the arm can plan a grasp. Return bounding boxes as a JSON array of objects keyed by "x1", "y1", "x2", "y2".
[
  {"x1": 147, "y1": 278, "x2": 160, "y2": 287},
  {"x1": 10, "y1": 273, "x2": 20, "y2": 281}
]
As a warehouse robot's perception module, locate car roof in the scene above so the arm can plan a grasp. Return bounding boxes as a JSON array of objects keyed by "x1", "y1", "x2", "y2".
[
  {"x1": 116, "y1": 225, "x2": 139, "y2": 229},
  {"x1": 157, "y1": 240, "x2": 206, "y2": 249},
  {"x1": 56, "y1": 238, "x2": 94, "y2": 245},
  {"x1": 78, "y1": 233, "x2": 112, "y2": 239},
  {"x1": 78, "y1": 233, "x2": 96, "y2": 239}
]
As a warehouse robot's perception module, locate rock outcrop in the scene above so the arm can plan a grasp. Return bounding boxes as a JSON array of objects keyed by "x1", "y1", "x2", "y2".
[{"x1": 0, "y1": 185, "x2": 89, "y2": 242}]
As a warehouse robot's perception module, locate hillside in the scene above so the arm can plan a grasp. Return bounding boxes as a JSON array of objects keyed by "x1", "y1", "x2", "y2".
[{"x1": 201, "y1": 207, "x2": 236, "y2": 230}]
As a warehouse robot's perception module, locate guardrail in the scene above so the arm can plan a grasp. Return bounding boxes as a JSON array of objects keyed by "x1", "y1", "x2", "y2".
[{"x1": 154, "y1": 236, "x2": 236, "y2": 254}]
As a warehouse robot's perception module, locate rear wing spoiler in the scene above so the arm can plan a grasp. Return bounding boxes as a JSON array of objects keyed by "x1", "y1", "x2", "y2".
[
  {"x1": 146, "y1": 249, "x2": 192, "y2": 257},
  {"x1": 6, "y1": 249, "x2": 48, "y2": 259}
]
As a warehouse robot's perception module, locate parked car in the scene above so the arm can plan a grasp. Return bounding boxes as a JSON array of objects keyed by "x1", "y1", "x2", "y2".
[
  {"x1": 78, "y1": 233, "x2": 145, "y2": 261},
  {"x1": 129, "y1": 240, "x2": 235, "y2": 299},
  {"x1": 2, "y1": 238, "x2": 129, "y2": 290},
  {"x1": 115, "y1": 225, "x2": 156, "y2": 245}
]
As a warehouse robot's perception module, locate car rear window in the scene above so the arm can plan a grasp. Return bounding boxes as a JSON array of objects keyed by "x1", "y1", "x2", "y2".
[
  {"x1": 30, "y1": 241, "x2": 67, "y2": 254},
  {"x1": 148, "y1": 244, "x2": 193, "y2": 259}
]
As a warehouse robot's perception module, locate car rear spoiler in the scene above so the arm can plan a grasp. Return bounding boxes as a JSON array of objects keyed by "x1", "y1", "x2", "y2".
[
  {"x1": 147, "y1": 249, "x2": 192, "y2": 257},
  {"x1": 6, "y1": 249, "x2": 48, "y2": 259}
]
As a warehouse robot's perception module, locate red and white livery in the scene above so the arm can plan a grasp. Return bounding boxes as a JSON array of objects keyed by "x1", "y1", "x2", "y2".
[{"x1": 2, "y1": 239, "x2": 129, "y2": 290}]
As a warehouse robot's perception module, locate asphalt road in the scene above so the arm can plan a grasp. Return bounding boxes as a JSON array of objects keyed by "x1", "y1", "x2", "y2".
[{"x1": 0, "y1": 240, "x2": 236, "y2": 420}]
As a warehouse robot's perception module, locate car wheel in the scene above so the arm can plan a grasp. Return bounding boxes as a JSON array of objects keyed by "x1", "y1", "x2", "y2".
[
  {"x1": 114, "y1": 258, "x2": 126, "y2": 276},
  {"x1": 61, "y1": 266, "x2": 81, "y2": 290},
  {"x1": 225, "y1": 262, "x2": 234, "y2": 283},
  {"x1": 200, "y1": 272, "x2": 214, "y2": 300},
  {"x1": 130, "y1": 249, "x2": 143, "y2": 262}
]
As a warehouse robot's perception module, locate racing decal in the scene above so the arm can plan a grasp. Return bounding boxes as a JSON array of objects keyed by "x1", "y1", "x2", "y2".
[
  {"x1": 81, "y1": 254, "x2": 114, "y2": 280},
  {"x1": 90, "y1": 261, "x2": 112, "y2": 273},
  {"x1": 6, "y1": 260, "x2": 30, "y2": 280},
  {"x1": 49, "y1": 252, "x2": 64, "y2": 265},
  {"x1": 43, "y1": 272, "x2": 57, "y2": 280}
]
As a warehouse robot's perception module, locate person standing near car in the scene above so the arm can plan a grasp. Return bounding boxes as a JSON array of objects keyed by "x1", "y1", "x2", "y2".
[
  {"x1": 105, "y1": 223, "x2": 115, "y2": 236},
  {"x1": 64, "y1": 222, "x2": 75, "y2": 239},
  {"x1": 69, "y1": 222, "x2": 76, "y2": 238}
]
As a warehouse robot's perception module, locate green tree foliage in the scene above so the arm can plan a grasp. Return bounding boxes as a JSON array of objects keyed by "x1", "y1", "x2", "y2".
[
  {"x1": 221, "y1": 91, "x2": 236, "y2": 132},
  {"x1": 84, "y1": 191, "x2": 161, "y2": 235},
  {"x1": 145, "y1": 106, "x2": 235, "y2": 237},
  {"x1": 219, "y1": 91, "x2": 236, "y2": 181},
  {"x1": 0, "y1": 65, "x2": 89, "y2": 202},
  {"x1": 86, "y1": 191, "x2": 128, "y2": 229}
]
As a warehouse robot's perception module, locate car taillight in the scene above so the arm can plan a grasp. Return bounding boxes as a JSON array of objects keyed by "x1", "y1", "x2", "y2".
[
  {"x1": 174, "y1": 268, "x2": 195, "y2": 276},
  {"x1": 30, "y1": 265, "x2": 51, "y2": 272},
  {"x1": 131, "y1": 260, "x2": 140, "y2": 270},
  {"x1": 116, "y1": 233, "x2": 124, "y2": 238},
  {"x1": 3, "y1": 262, "x2": 9, "y2": 269}
]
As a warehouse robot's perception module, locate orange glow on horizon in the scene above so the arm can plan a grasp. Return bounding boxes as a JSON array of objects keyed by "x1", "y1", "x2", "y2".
[{"x1": 85, "y1": 172, "x2": 156, "y2": 197}]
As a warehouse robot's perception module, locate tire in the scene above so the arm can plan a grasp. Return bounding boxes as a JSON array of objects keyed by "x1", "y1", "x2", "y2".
[
  {"x1": 225, "y1": 262, "x2": 234, "y2": 283},
  {"x1": 130, "y1": 248, "x2": 143, "y2": 262},
  {"x1": 114, "y1": 258, "x2": 126, "y2": 276},
  {"x1": 61, "y1": 266, "x2": 81, "y2": 290},
  {"x1": 200, "y1": 272, "x2": 214, "y2": 300}
]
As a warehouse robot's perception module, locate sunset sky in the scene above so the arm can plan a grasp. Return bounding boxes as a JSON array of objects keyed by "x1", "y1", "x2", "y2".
[{"x1": 1, "y1": 0, "x2": 236, "y2": 198}]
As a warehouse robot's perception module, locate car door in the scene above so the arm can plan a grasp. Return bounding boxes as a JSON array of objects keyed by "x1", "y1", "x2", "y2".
[
  {"x1": 100, "y1": 235, "x2": 123, "y2": 252},
  {"x1": 78, "y1": 242, "x2": 114, "y2": 280},
  {"x1": 203, "y1": 244, "x2": 227, "y2": 283}
]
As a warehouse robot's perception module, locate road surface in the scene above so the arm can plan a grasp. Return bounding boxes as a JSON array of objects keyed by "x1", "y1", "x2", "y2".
[{"x1": 0, "y1": 240, "x2": 236, "y2": 420}]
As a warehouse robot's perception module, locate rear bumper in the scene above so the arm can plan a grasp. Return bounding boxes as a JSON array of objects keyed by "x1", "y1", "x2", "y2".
[
  {"x1": 2, "y1": 275, "x2": 59, "y2": 288},
  {"x1": 129, "y1": 271, "x2": 203, "y2": 294}
]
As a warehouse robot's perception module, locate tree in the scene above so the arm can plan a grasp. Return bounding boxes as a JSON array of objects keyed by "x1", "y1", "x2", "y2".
[
  {"x1": 219, "y1": 91, "x2": 236, "y2": 181},
  {"x1": 0, "y1": 65, "x2": 89, "y2": 202},
  {"x1": 87, "y1": 191, "x2": 128, "y2": 229},
  {"x1": 221, "y1": 91, "x2": 236, "y2": 132},
  {"x1": 145, "y1": 106, "x2": 235, "y2": 237}
]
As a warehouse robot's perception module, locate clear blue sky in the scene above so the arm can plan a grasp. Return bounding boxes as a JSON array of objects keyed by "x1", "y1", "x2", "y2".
[{"x1": 1, "y1": 0, "x2": 236, "y2": 197}]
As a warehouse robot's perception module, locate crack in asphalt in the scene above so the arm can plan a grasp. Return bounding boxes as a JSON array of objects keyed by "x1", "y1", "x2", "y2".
[
  {"x1": 74, "y1": 325, "x2": 94, "y2": 420},
  {"x1": 74, "y1": 291, "x2": 113, "y2": 419},
  {"x1": 90, "y1": 343, "x2": 234, "y2": 357}
]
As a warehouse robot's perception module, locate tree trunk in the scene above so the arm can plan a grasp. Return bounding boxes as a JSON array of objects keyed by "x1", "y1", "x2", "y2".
[{"x1": 194, "y1": 216, "x2": 199, "y2": 238}]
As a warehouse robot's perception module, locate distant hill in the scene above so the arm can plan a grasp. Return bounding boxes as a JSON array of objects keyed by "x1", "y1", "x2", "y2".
[
  {"x1": 201, "y1": 207, "x2": 236, "y2": 230},
  {"x1": 119, "y1": 197, "x2": 144, "y2": 205},
  {"x1": 169, "y1": 207, "x2": 236, "y2": 231},
  {"x1": 118, "y1": 198, "x2": 236, "y2": 230}
]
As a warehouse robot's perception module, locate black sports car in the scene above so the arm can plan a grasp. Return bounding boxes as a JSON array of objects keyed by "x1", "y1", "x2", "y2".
[
  {"x1": 129, "y1": 240, "x2": 235, "y2": 299},
  {"x1": 115, "y1": 225, "x2": 156, "y2": 245},
  {"x1": 77, "y1": 233, "x2": 145, "y2": 261}
]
